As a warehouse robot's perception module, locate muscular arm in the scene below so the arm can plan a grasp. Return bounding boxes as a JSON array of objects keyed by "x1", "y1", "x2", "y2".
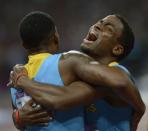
[
  {"x1": 68, "y1": 53, "x2": 145, "y2": 131},
  {"x1": 70, "y1": 54, "x2": 145, "y2": 114},
  {"x1": 17, "y1": 78, "x2": 98, "y2": 111},
  {"x1": 10, "y1": 53, "x2": 145, "y2": 121}
]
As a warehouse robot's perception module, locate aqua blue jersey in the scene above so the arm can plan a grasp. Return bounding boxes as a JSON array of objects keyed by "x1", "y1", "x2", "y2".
[
  {"x1": 11, "y1": 54, "x2": 85, "y2": 131},
  {"x1": 10, "y1": 55, "x2": 133, "y2": 131},
  {"x1": 85, "y1": 64, "x2": 133, "y2": 131}
]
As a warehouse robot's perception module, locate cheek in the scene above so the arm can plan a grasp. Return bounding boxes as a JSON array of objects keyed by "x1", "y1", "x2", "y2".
[
  {"x1": 103, "y1": 31, "x2": 111, "y2": 36},
  {"x1": 102, "y1": 33, "x2": 117, "y2": 47},
  {"x1": 102, "y1": 31, "x2": 115, "y2": 40}
]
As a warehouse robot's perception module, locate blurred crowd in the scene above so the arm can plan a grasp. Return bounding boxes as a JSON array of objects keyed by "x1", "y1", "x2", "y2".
[{"x1": 0, "y1": 0, "x2": 148, "y2": 130}]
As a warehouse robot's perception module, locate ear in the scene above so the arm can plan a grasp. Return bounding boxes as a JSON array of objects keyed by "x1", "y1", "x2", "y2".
[
  {"x1": 112, "y1": 44, "x2": 124, "y2": 56},
  {"x1": 54, "y1": 31, "x2": 60, "y2": 45},
  {"x1": 52, "y1": 32, "x2": 59, "y2": 52}
]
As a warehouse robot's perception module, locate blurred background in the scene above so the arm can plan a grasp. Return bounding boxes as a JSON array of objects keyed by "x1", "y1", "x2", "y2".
[{"x1": 0, "y1": 0, "x2": 147, "y2": 130}]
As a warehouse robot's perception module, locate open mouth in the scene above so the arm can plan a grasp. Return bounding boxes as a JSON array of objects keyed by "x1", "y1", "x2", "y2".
[{"x1": 86, "y1": 33, "x2": 97, "y2": 42}]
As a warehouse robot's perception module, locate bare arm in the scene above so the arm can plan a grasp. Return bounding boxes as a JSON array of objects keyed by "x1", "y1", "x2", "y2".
[
  {"x1": 68, "y1": 54, "x2": 145, "y2": 114},
  {"x1": 9, "y1": 58, "x2": 145, "y2": 113},
  {"x1": 9, "y1": 57, "x2": 145, "y2": 131},
  {"x1": 17, "y1": 78, "x2": 98, "y2": 111},
  {"x1": 8, "y1": 64, "x2": 100, "y2": 111},
  {"x1": 68, "y1": 54, "x2": 145, "y2": 131}
]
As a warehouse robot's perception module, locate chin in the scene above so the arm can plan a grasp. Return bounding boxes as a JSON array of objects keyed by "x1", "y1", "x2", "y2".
[{"x1": 80, "y1": 44, "x2": 91, "y2": 55}]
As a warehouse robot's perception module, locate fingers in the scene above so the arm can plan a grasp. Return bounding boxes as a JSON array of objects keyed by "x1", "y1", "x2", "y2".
[
  {"x1": 13, "y1": 64, "x2": 24, "y2": 70},
  {"x1": 13, "y1": 64, "x2": 26, "y2": 77},
  {"x1": 32, "y1": 103, "x2": 41, "y2": 108},
  {"x1": 7, "y1": 71, "x2": 15, "y2": 87},
  {"x1": 10, "y1": 71, "x2": 16, "y2": 83},
  {"x1": 23, "y1": 101, "x2": 43, "y2": 114},
  {"x1": 31, "y1": 116, "x2": 52, "y2": 124},
  {"x1": 26, "y1": 115, "x2": 52, "y2": 126},
  {"x1": 7, "y1": 80, "x2": 13, "y2": 87},
  {"x1": 25, "y1": 118, "x2": 50, "y2": 127},
  {"x1": 24, "y1": 101, "x2": 54, "y2": 120},
  {"x1": 16, "y1": 64, "x2": 24, "y2": 66},
  {"x1": 29, "y1": 106, "x2": 43, "y2": 114},
  {"x1": 34, "y1": 123, "x2": 49, "y2": 127},
  {"x1": 30, "y1": 111, "x2": 53, "y2": 119},
  {"x1": 30, "y1": 122, "x2": 49, "y2": 127},
  {"x1": 13, "y1": 64, "x2": 26, "y2": 72},
  {"x1": 26, "y1": 99, "x2": 35, "y2": 106},
  {"x1": 8, "y1": 64, "x2": 28, "y2": 88},
  {"x1": 26, "y1": 104, "x2": 44, "y2": 115}
]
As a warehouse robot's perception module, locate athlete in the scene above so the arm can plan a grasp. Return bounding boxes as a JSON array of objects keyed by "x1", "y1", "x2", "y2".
[{"x1": 8, "y1": 11, "x2": 145, "y2": 131}]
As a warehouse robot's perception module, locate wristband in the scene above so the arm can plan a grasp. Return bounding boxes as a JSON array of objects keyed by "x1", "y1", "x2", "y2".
[
  {"x1": 15, "y1": 110, "x2": 25, "y2": 131},
  {"x1": 15, "y1": 110, "x2": 20, "y2": 126},
  {"x1": 15, "y1": 110, "x2": 24, "y2": 128}
]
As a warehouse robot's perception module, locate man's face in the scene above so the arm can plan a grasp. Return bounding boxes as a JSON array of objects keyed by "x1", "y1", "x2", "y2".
[{"x1": 81, "y1": 15, "x2": 124, "y2": 58}]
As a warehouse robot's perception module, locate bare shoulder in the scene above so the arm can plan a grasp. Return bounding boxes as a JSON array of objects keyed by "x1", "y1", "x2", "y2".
[
  {"x1": 61, "y1": 50, "x2": 94, "y2": 62},
  {"x1": 113, "y1": 64, "x2": 132, "y2": 79},
  {"x1": 58, "y1": 50, "x2": 95, "y2": 84}
]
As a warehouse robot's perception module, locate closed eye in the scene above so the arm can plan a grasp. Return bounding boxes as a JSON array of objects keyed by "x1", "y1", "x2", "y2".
[
  {"x1": 94, "y1": 25, "x2": 101, "y2": 30},
  {"x1": 104, "y1": 23, "x2": 114, "y2": 32}
]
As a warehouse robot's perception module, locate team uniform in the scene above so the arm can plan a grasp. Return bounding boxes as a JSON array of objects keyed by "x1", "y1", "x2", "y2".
[
  {"x1": 85, "y1": 62, "x2": 133, "y2": 131},
  {"x1": 11, "y1": 53, "x2": 85, "y2": 131},
  {"x1": 10, "y1": 53, "x2": 133, "y2": 131}
]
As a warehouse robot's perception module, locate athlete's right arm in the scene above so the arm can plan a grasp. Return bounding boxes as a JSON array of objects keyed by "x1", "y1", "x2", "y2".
[
  {"x1": 66, "y1": 53, "x2": 145, "y2": 123},
  {"x1": 14, "y1": 78, "x2": 99, "y2": 111}
]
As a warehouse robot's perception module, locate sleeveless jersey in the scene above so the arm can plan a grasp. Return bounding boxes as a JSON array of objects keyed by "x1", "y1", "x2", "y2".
[
  {"x1": 85, "y1": 63, "x2": 133, "y2": 131},
  {"x1": 10, "y1": 53, "x2": 85, "y2": 131}
]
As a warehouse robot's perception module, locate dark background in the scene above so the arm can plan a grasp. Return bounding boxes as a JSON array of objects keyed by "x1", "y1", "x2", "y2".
[{"x1": 0, "y1": 0, "x2": 147, "y2": 130}]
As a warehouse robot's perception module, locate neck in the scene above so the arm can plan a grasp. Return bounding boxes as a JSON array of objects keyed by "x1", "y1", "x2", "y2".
[
  {"x1": 27, "y1": 44, "x2": 57, "y2": 55},
  {"x1": 93, "y1": 56, "x2": 117, "y2": 65},
  {"x1": 28, "y1": 49, "x2": 50, "y2": 55},
  {"x1": 27, "y1": 40, "x2": 57, "y2": 55}
]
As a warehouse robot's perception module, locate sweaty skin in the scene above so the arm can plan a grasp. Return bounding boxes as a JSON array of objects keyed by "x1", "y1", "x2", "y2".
[
  {"x1": 9, "y1": 15, "x2": 145, "y2": 131},
  {"x1": 12, "y1": 51, "x2": 144, "y2": 110},
  {"x1": 10, "y1": 51, "x2": 145, "y2": 131}
]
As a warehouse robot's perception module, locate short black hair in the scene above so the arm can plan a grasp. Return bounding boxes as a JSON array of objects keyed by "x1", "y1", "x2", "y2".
[
  {"x1": 115, "y1": 15, "x2": 135, "y2": 60},
  {"x1": 19, "y1": 11, "x2": 55, "y2": 50}
]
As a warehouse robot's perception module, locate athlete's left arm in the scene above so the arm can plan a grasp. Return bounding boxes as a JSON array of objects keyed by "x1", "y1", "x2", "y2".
[
  {"x1": 8, "y1": 64, "x2": 145, "y2": 113},
  {"x1": 7, "y1": 65, "x2": 99, "y2": 111},
  {"x1": 10, "y1": 78, "x2": 98, "y2": 111},
  {"x1": 8, "y1": 64, "x2": 145, "y2": 131},
  {"x1": 19, "y1": 80, "x2": 99, "y2": 110}
]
